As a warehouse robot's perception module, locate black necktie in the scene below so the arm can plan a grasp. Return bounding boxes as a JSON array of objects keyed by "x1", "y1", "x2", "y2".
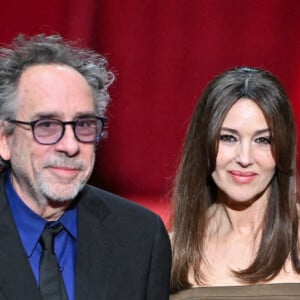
[{"x1": 39, "y1": 223, "x2": 68, "y2": 300}]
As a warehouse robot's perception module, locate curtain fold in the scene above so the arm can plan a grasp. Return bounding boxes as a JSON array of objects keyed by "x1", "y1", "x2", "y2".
[{"x1": 1, "y1": 0, "x2": 300, "y2": 219}]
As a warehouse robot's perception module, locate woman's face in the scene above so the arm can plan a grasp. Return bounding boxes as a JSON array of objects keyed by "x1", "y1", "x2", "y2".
[{"x1": 211, "y1": 98, "x2": 276, "y2": 204}]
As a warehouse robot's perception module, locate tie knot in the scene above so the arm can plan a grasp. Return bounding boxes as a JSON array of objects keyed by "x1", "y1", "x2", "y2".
[{"x1": 40, "y1": 223, "x2": 64, "y2": 251}]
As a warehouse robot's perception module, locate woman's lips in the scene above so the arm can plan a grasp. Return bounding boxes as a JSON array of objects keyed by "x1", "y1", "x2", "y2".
[{"x1": 228, "y1": 170, "x2": 257, "y2": 184}]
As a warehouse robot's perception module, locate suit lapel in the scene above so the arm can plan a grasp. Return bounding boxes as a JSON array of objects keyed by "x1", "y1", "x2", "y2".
[
  {"x1": 0, "y1": 174, "x2": 115, "y2": 299},
  {"x1": 75, "y1": 187, "x2": 114, "y2": 300},
  {"x1": 0, "y1": 174, "x2": 41, "y2": 299}
]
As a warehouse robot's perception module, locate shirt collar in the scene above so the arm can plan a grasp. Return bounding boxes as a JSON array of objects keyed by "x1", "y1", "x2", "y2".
[{"x1": 5, "y1": 170, "x2": 78, "y2": 257}]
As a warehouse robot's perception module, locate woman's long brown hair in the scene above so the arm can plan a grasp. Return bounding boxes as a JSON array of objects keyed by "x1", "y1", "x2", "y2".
[{"x1": 170, "y1": 67, "x2": 300, "y2": 293}]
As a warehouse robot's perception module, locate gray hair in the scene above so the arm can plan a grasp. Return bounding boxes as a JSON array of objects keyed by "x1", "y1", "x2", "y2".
[
  {"x1": 0, "y1": 33, "x2": 114, "y2": 166},
  {"x1": 0, "y1": 33, "x2": 114, "y2": 120}
]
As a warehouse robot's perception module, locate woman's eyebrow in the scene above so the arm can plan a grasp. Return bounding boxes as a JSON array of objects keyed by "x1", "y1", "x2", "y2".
[{"x1": 220, "y1": 127, "x2": 270, "y2": 135}]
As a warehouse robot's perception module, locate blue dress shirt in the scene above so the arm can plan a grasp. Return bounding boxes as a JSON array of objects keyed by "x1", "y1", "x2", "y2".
[{"x1": 5, "y1": 171, "x2": 77, "y2": 300}]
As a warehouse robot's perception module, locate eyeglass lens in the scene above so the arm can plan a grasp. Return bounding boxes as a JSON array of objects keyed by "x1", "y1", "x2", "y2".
[{"x1": 33, "y1": 118, "x2": 103, "y2": 144}]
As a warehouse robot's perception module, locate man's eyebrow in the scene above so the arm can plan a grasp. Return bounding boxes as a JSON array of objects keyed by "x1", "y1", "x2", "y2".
[
  {"x1": 28, "y1": 113, "x2": 58, "y2": 120},
  {"x1": 30, "y1": 112, "x2": 97, "y2": 120}
]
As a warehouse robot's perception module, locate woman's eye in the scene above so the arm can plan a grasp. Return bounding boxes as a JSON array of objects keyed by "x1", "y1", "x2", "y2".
[
  {"x1": 255, "y1": 136, "x2": 271, "y2": 145},
  {"x1": 219, "y1": 134, "x2": 237, "y2": 143}
]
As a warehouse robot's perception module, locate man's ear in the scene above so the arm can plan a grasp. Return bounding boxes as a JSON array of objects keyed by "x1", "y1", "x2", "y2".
[{"x1": 0, "y1": 122, "x2": 11, "y2": 161}]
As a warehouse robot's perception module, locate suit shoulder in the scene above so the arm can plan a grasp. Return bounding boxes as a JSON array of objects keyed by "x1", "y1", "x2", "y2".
[{"x1": 81, "y1": 184, "x2": 160, "y2": 220}]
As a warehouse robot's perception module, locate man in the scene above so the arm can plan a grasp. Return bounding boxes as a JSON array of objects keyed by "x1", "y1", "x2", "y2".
[{"x1": 0, "y1": 34, "x2": 171, "y2": 299}]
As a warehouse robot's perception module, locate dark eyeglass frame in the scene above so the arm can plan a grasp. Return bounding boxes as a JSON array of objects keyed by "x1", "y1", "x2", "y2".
[{"x1": 6, "y1": 116, "x2": 107, "y2": 145}]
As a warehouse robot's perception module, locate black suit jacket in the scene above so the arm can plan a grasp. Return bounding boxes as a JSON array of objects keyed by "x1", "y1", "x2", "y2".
[{"x1": 0, "y1": 174, "x2": 171, "y2": 299}]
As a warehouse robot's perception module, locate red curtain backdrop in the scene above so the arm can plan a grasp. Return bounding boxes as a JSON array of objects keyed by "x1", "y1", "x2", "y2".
[{"x1": 1, "y1": 0, "x2": 300, "y2": 224}]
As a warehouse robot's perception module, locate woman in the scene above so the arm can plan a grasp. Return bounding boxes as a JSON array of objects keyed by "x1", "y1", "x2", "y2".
[{"x1": 170, "y1": 67, "x2": 300, "y2": 299}]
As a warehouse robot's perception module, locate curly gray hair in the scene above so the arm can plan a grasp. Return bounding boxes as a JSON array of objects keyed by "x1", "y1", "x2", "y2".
[{"x1": 0, "y1": 33, "x2": 114, "y2": 120}]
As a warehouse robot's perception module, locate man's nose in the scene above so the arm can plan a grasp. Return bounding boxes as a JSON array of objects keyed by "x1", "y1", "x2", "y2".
[{"x1": 54, "y1": 125, "x2": 80, "y2": 156}]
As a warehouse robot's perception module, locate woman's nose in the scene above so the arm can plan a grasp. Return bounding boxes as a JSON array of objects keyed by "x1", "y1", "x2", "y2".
[{"x1": 235, "y1": 142, "x2": 253, "y2": 167}]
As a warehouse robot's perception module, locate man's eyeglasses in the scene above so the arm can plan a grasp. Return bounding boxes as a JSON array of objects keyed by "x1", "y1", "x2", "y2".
[{"x1": 6, "y1": 117, "x2": 107, "y2": 145}]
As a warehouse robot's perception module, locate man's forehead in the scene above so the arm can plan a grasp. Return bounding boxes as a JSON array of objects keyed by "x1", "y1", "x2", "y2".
[
  {"x1": 15, "y1": 64, "x2": 95, "y2": 117},
  {"x1": 18, "y1": 64, "x2": 86, "y2": 86}
]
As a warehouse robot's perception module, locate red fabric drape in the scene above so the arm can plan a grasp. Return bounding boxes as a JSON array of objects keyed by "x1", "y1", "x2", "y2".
[{"x1": 1, "y1": 0, "x2": 300, "y2": 223}]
